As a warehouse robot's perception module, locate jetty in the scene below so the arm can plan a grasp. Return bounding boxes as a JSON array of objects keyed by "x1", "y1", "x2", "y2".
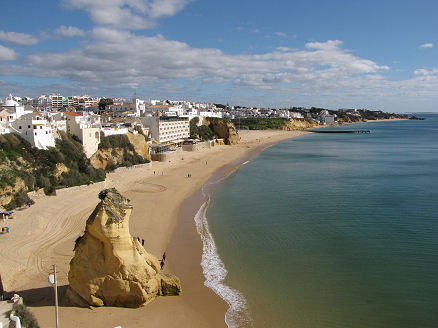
[{"x1": 308, "y1": 130, "x2": 370, "y2": 134}]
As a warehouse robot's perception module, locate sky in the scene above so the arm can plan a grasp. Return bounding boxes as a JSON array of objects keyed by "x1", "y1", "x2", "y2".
[{"x1": 0, "y1": 0, "x2": 437, "y2": 112}]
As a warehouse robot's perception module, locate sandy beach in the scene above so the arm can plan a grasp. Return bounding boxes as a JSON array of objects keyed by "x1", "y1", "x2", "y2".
[{"x1": 0, "y1": 129, "x2": 307, "y2": 328}]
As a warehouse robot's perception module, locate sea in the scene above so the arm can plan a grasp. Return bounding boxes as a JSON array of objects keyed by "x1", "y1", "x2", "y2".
[{"x1": 195, "y1": 115, "x2": 438, "y2": 328}]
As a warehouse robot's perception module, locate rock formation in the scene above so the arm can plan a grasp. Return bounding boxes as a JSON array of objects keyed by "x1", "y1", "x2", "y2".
[
  {"x1": 204, "y1": 118, "x2": 240, "y2": 145},
  {"x1": 282, "y1": 118, "x2": 320, "y2": 130},
  {"x1": 67, "y1": 188, "x2": 181, "y2": 308},
  {"x1": 90, "y1": 132, "x2": 150, "y2": 170}
]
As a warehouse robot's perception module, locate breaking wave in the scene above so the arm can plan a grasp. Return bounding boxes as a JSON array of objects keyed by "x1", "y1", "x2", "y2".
[{"x1": 194, "y1": 198, "x2": 253, "y2": 328}]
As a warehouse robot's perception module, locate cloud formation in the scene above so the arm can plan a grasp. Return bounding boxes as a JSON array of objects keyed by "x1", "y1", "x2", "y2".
[
  {"x1": 1, "y1": 30, "x2": 404, "y2": 106},
  {"x1": 53, "y1": 25, "x2": 86, "y2": 38},
  {"x1": 419, "y1": 43, "x2": 434, "y2": 49},
  {"x1": 0, "y1": 30, "x2": 39, "y2": 46},
  {"x1": 0, "y1": 45, "x2": 17, "y2": 61},
  {"x1": 62, "y1": 0, "x2": 192, "y2": 29}
]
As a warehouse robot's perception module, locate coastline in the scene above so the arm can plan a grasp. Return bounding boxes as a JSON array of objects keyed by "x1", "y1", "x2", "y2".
[{"x1": 0, "y1": 129, "x2": 307, "y2": 328}]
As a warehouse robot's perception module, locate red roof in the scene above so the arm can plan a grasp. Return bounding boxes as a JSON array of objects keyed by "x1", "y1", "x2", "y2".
[{"x1": 65, "y1": 112, "x2": 82, "y2": 116}]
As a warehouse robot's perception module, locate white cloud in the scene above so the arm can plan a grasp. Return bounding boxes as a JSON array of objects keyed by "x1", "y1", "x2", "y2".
[
  {"x1": 275, "y1": 32, "x2": 287, "y2": 37},
  {"x1": 5, "y1": 32, "x2": 438, "y2": 111},
  {"x1": 276, "y1": 47, "x2": 294, "y2": 52},
  {"x1": 414, "y1": 68, "x2": 438, "y2": 76},
  {"x1": 10, "y1": 34, "x2": 389, "y2": 95},
  {"x1": 0, "y1": 30, "x2": 39, "y2": 46},
  {"x1": 54, "y1": 25, "x2": 86, "y2": 38},
  {"x1": 419, "y1": 43, "x2": 434, "y2": 49},
  {"x1": 62, "y1": 0, "x2": 192, "y2": 29},
  {"x1": 0, "y1": 45, "x2": 17, "y2": 61}
]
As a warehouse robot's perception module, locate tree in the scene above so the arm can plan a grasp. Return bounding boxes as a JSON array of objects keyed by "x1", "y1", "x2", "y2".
[{"x1": 98, "y1": 98, "x2": 114, "y2": 111}]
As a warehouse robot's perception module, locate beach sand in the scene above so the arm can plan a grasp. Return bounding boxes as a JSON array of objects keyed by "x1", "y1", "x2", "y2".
[{"x1": 0, "y1": 130, "x2": 307, "y2": 328}]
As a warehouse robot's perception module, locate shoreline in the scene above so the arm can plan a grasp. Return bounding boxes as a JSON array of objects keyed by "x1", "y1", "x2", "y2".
[
  {"x1": 0, "y1": 119, "x2": 407, "y2": 327},
  {"x1": 0, "y1": 129, "x2": 307, "y2": 328},
  {"x1": 169, "y1": 138, "x2": 289, "y2": 327}
]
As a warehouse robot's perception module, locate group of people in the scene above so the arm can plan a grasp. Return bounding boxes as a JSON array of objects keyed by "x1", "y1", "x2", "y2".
[
  {"x1": 137, "y1": 237, "x2": 166, "y2": 270},
  {"x1": 136, "y1": 236, "x2": 145, "y2": 246},
  {"x1": 160, "y1": 252, "x2": 166, "y2": 270}
]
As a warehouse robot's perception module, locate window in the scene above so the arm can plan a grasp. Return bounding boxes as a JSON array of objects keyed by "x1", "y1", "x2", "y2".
[
  {"x1": 19, "y1": 126, "x2": 22, "y2": 129},
  {"x1": 28, "y1": 125, "x2": 31, "y2": 128},
  {"x1": 35, "y1": 132, "x2": 37, "y2": 135},
  {"x1": 33, "y1": 125, "x2": 36, "y2": 129}
]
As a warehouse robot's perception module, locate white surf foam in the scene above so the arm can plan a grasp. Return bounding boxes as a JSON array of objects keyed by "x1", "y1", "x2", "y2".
[{"x1": 194, "y1": 198, "x2": 253, "y2": 328}]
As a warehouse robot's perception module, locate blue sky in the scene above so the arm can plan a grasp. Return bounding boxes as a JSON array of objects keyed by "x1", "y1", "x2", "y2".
[{"x1": 1, "y1": 0, "x2": 437, "y2": 112}]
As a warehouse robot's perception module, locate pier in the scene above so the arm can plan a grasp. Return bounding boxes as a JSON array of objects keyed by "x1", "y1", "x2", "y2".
[{"x1": 309, "y1": 130, "x2": 370, "y2": 134}]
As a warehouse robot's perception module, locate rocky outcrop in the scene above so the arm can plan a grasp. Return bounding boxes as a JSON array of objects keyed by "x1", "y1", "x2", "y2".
[
  {"x1": 90, "y1": 148, "x2": 124, "y2": 170},
  {"x1": 282, "y1": 118, "x2": 320, "y2": 130},
  {"x1": 54, "y1": 163, "x2": 69, "y2": 178},
  {"x1": 67, "y1": 188, "x2": 181, "y2": 308},
  {"x1": 90, "y1": 132, "x2": 150, "y2": 170},
  {"x1": 204, "y1": 118, "x2": 240, "y2": 145},
  {"x1": 0, "y1": 178, "x2": 26, "y2": 209},
  {"x1": 125, "y1": 132, "x2": 150, "y2": 160}
]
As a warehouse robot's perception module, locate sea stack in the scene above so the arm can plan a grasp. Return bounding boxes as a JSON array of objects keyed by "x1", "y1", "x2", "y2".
[{"x1": 67, "y1": 188, "x2": 181, "y2": 308}]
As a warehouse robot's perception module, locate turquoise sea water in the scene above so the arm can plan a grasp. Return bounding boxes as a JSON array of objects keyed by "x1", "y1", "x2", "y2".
[{"x1": 204, "y1": 116, "x2": 438, "y2": 327}]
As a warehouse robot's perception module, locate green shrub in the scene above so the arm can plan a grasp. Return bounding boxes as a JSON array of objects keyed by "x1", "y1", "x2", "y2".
[
  {"x1": 4, "y1": 190, "x2": 33, "y2": 210},
  {"x1": 99, "y1": 134, "x2": 134, "y2": 151},
  {"x1": 198, "y1": 125, "x2": 215, "y2": 141},
  {"x1": 10, "y1": 303, "x2": 40, "y2": 328},
  {"x1": 0, "y1": 132, "x2": 107, "y2": 209}
]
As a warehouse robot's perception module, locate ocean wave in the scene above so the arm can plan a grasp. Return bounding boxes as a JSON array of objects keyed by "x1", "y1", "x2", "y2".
[{"x1": 194, "y1": 198, "x2": 253, "y2": 328}]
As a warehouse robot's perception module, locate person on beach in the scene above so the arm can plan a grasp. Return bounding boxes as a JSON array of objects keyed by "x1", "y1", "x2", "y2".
[
  {"x1": 141, "y1": 239, "x2": 144, "y2": 246},
  {"x1": 160, "y1": 259, "x2": 165, "y2": 270},
  {"x1": 162, "y1": 252, "x2": 166, "y2": 261},
  {"x1": 137, "y1": 237, "x2": 140, "y2": 242}
]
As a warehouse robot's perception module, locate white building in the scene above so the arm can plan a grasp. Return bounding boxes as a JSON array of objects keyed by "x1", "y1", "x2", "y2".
[
  {"x1": 317, "y1": 110, "x2": 336, "y2": 124},
  {"x1": 9, "y1": 113, "x2": 56, "y2": 149},
  {"x1": 290, "y1": 112, "x2": 304, "y2": 119},
  {"x1": 199, "y1": 110, "x2": 223, "y2": 119},
  {"x1": 101, "y1": 124, "x2": 129, "y2": 136},
  {"x1": 0, "y1": 94, "x2": 34, "y2": 134},
  {"x1": 140, "y1": 116, "x2": 189, "y2": 144},
  {"x1": 65, "y1": 112, "x2": 101, "y2": 158},
  {"x1": 1, "y1": 94, "x2": 26, "y2": 118},
  {"x1": 24, "y1": 94, "x2": 100, "y2": 110},
  {"x1": 133, "y1": 97, "x2": 147, "y2": 116}
]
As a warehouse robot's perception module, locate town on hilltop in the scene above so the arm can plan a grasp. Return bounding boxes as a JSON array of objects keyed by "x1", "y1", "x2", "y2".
[
  {"x1": 0, "y1": 92, "x2": 408, "y2": 154},
  {"x1": 0, "y1": 92, "x2": 409, "y2": 210}
]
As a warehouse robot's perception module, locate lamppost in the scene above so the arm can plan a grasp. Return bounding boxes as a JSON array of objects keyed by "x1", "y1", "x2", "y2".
[{"x1": 48, "y1": 264, "x2": 59, "y2": 328}]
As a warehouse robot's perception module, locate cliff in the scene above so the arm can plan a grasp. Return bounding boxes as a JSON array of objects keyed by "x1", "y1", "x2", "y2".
[
  {"x1": 0, "y1": 132, "x2": 105, "y2": 210},
  {"x1": 90, "y1": 132, "x2": 150, "y2": 170},
  {"x1": 67, "y1": 188, "x2": 181, "y2": 308},
  {"x1": 204, "y1": 118, "x2": 240, "y2": 145},
  {"x1": 282, "y1": 118, "x2": 319, "y2": 130}
]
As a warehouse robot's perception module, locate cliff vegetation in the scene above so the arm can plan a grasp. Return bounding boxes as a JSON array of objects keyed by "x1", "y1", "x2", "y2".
[
  {"x1": 0, "y1": 132, "x2": 105, "y2": 210},
  {"x1": 190, "y1": 117, "x2": 240, "y2": 144},
  {"x1": 232, "y1": 117, "x2": 319, "y2": 130},
  {"x1": 91, "y1": 132, "x2": 150, "y2": 171}
]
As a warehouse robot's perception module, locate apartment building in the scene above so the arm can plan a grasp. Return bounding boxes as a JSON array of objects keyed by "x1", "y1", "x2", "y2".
[{"x1": 140, "y1": 116, "x2": 189, "y2": 144}]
